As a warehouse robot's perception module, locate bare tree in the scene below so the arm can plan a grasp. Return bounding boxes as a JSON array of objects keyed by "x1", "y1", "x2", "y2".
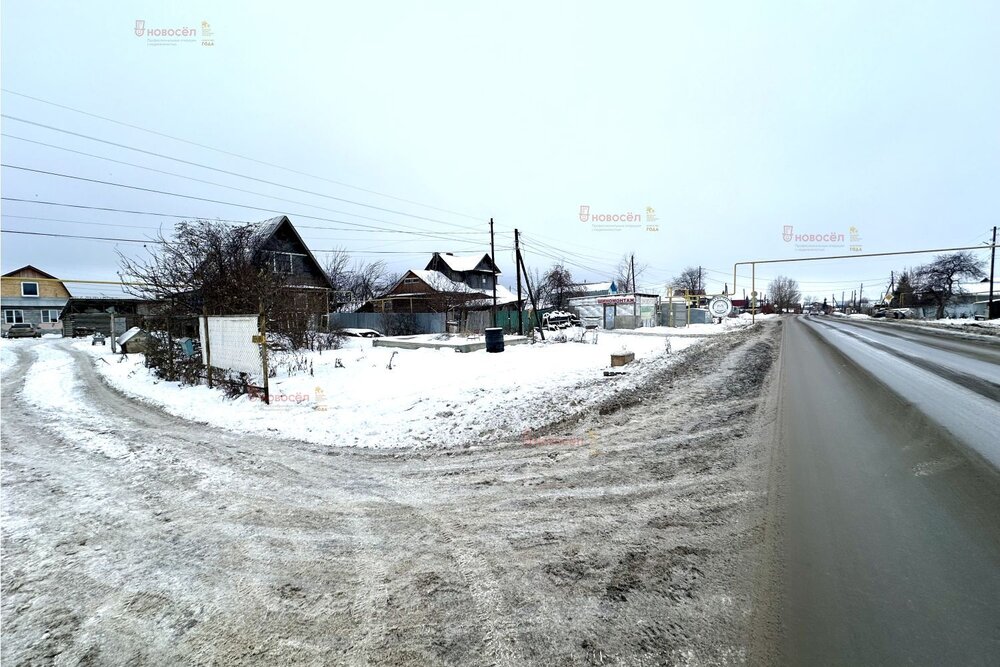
[
  {"x1": 323, "y1": 248, "x2": 352, "y2": 292},
  {"x1": 525, "y1": 266, "x2": 550, "y2": 307},
  {"x1": 614, "y1": 254, "x2": 648, "y2": 293},
  {"x1": 768, "y1": 275, "x2": 801, "y2": 313},
  {"x1": 914, "y1": 251, "x2": 985, "y2": 318},
  {"x1": 118, "y1": 220, "x2": 287, "y2": 317},
  {"x1": 347, "y1": 258, "x2": 389, "y2": 303},
  {"x1": 670, "y1": 266, "x2": 704, "y2": 295},
  {"x1": 542, "y1": 263, "x2": 575, "y2": 309}
]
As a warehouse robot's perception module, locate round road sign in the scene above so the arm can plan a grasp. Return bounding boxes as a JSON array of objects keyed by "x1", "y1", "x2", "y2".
[{"x1": 708, "y1": 295, "x2": 733, "y2": 318}]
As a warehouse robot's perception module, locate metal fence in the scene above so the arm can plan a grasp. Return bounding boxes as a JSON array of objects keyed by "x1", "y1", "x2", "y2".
[{"x1": 328, "y1": 312, "x2": 446, "y2": 335}]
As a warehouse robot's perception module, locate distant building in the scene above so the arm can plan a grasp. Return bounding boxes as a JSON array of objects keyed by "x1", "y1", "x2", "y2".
[
  {"x1": 1, "y1": 265, "x2": 71, "y2": 335},
  {"x1": 360, "y1": 252, "x2": 520, "y2": 314},
  {"x1": 569, "y1": 281, "x2": 617, "y2": 298}
]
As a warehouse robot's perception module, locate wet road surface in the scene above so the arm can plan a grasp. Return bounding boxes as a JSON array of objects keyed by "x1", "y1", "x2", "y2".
[{"x1": 774, "y1": 316, "x2": 1000, "y2": 665}]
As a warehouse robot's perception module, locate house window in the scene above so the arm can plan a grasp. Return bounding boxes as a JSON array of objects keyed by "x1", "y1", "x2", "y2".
[
  {"x1": 403, "y1": 278, "x2": 419, "y2": 285},
  {"x1": 271, "y1": 252, "x2": 294, "y2": 274},
  {"x1": 41, "y1": 310, "x2": 61, "y2": 323},
  {"x1": 21, "y1": 282, "x2": 39, "y2": 297},
  {"x1": 4, "y1": 310, "x2": 24, "y2": 324}
]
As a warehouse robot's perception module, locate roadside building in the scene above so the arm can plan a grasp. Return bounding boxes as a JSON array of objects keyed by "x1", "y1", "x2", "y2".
[{"x1": 1, "y1": 265, "x2": 71, "y2": 335}]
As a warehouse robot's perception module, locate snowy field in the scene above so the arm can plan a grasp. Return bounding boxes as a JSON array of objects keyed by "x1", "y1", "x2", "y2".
[{"x1": 61, "y1": 326, "x2": 742, "y2": 449}]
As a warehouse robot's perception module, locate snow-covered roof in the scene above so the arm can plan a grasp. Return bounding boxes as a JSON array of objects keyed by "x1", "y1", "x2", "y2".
[
  {"x1": 572, "y1": 281, "x2": 614, "y2": 293},
  {"x1": 388, "y1": 270, "x2": 520, "y2": 306},
  {"x1": 427, "y1": 252, "x2": 499, "y2": 274},
  {"x1": 464, "y1": 284, "x2": 520, "y2": 307},
  {"x1": 960, "y1": 280, "x2": 994, "y2": 296},
  {"x1": 411, "y1": 269, "x2": 481, "y2": 294}
]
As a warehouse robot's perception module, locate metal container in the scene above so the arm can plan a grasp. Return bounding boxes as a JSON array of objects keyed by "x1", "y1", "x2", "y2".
[{"x1": 485, "y1": 327, "x2": 504, "y2": 353}]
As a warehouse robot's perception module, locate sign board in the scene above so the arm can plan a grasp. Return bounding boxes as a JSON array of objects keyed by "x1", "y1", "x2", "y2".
[
  {"x1": 251, "y1": 334, "x2": 265, "y2": 344},
  {"x1": 597, "y1": 296, "x2": 635, "y2": 305},
  {"x1": 708, "y1": 295, "x2": 733, "y2": 318}
]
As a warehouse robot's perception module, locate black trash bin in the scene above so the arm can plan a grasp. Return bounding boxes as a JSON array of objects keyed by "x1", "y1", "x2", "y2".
[{"x1": 485, "y1": 327, "x2": 504, "y2": 353}]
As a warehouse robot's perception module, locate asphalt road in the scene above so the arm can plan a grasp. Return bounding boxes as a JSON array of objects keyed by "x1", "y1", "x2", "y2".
[{"x1": 773, "y1": 316, "x2": 1000, "y2": 665}]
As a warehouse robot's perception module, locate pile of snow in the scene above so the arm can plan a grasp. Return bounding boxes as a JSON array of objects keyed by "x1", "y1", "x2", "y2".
[
  {"x1": 76, "y1": 330, "x2": 707, "y2": 450},
  {"x1": 926, "y1": 318, "x2": 1000, "y2": 328}
]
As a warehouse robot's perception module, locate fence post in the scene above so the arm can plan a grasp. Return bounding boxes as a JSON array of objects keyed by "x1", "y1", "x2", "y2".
[
  {"x1": 202, "y1": 311, "x2": 214, "y2": 388},
  {"x1": 167, "y1": 317, "x2": 175, "y2": 379},
  {"x1": 259, "y1": 311, "x2": 270, "y2": 405}
]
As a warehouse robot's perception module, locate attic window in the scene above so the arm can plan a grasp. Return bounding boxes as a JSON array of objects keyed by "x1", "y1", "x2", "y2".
[
  {"x1": 269, "y1": 251, "x2": 304, "y2": 275},
  {"x1": 403, "y1": 278, "x2": 419, "y2": 285},
  {"x1": 21, "y1": 281, "x2": 39, "y2": 297}
]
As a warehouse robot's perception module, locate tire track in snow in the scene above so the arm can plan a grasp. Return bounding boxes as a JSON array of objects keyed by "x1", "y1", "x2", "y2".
[{"x1": 21, "y1": 345, "x2": 135, "y2": 460}]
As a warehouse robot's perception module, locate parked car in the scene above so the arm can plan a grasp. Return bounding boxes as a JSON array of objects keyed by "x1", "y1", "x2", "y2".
[{"x1": 4, "y1": 323, "x2": 41, "y2": 338}]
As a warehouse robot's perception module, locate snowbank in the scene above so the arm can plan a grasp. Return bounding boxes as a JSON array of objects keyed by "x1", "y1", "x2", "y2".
[{"x1": 76, "y1": 330, "x2": 707, "y2": 449}]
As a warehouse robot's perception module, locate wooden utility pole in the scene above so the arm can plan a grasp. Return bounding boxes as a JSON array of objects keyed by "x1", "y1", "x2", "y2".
[
  {"x1": 516, "y1": 246, "x2": 544, "y2": 341},
  {"x1": 859, "y1": 283, "x2": 864, "y2": 312},
  {"x1": 259, "y1": 309, "x2": 270, "y2": 405},
  {"x1": 514, "y1": 228, "x2": 523, "y2": 335},
  {"x1": 631, "y1": 254, "x2": 638, "y2": 323},
  {"x1": 203, "y1": 307, "x2": 213, "y2": 388},
  {"x1": 989, "y1": 226, "x2": 997, "y2": 319},
  {"x1": 489, "y1": 217, "x2": 497, "y2": 324}
]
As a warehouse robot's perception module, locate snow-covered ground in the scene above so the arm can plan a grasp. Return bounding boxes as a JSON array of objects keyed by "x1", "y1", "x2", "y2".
[
  {"x1": 615, "y1": 313, "x2": 778, "y2": 336},
  {"x1": 921, "y1": 317, "x2": 1000, "y2": 328},
  {"x1": 0, "y1": 340, "x2": 18, "y2": 373},
  {"x1": 74, "y1": 328, "x2": 715, "y2": 449}
]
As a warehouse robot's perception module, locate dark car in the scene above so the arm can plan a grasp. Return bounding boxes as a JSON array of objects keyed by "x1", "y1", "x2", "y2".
[{"x1": 4, "y1": 323, "x2": 41, "y2": 338}]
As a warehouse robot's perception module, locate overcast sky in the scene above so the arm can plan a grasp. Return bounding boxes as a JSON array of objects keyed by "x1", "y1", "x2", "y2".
[{"x1": 2, "y1": 1, "x2": 997, "y2": 301}]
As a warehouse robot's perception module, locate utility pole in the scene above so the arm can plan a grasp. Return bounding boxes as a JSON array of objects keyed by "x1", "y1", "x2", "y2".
[
  {"x1": 989, "y1": 226, "x2": 997, "y2": 319},
  {"x1": 698, "y1": 266, "x2": 703, "y2": 293},
  {"x1": 631, "y1": 254, "x2": 638, "y2": 323},
  {"x1": 516, "y1": 245, "x2": 544, "y2": 340},
  {"x1": 489, "y1": 217, "x2": 497, "y2": 324},
  {"x1": 859, "y1": 283, "x2": 863, "y2": 312},
  {"x1": 514, "y1": 228, "x2": 523, "y2": 335}
]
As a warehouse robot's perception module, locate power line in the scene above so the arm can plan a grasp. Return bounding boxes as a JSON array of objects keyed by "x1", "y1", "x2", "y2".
[
  {"x1": 1, "y1": 114, "x2": 484, "y2": 233},
  {"x1": 2, "y1": 87, "x2": 483, "y2": 222},
  {"x1": 1, "y1": 165, "x2": 484, "y2": 246},
  {"x1": 0, "y1": 226, "x2": 507, "y2": 256},
  {"x1": 2, "y1": 134, "x2": 485, "y2": 238},
  {"x1": 2, "y1": 228, "x2": 163, "y2": 244}
]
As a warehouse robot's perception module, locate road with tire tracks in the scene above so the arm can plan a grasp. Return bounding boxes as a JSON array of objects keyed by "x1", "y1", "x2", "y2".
[{"x1": 770, "y1": 316, "x2": 1000, "y2": 665}]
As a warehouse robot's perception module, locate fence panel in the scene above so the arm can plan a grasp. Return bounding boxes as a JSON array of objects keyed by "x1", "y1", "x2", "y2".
[
  {"x1": 199, "y1": 315, "x2": 263, "y2": 378},
  {"x1": 328, "y1": 312, "x2": 445, "y2": 335}
]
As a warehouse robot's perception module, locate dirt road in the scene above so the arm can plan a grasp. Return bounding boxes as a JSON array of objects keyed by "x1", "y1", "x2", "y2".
[{"x1": 2, "y1": 325, "x2": 777, "y2": 666}]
